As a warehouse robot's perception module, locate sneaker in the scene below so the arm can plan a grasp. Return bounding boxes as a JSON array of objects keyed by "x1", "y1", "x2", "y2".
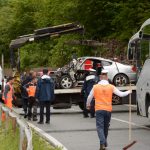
[{"x1": 37, "y1": 121, "x2": 44, "y2": 124}]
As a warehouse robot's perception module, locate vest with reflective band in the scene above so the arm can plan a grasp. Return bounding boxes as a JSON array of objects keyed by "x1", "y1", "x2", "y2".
[
  {"x1": 2, "y1": 82, "x2": 13, "y2": 108},
  {"x1": 93, "y1": 84, "x2": 114, "y2": 112},
  {"x1": 27, "y1": 85, "x2": 36, "y2": 97}
]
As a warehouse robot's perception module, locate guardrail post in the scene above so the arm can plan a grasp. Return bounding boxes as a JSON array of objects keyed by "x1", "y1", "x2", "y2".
[
  {"x1": 19, "y1": 126, "x2": 25, "y2": 150},
  {"x1": 12, "y1": 117, "x2": 17, "y2": 134}
]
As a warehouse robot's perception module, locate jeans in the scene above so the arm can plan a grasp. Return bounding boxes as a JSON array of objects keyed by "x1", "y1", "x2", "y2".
[
  {"x1": 39, "y1": 101, "x2": 51, "y2": 122},
  {"x1": 96, "y1": 110, "x2": 111, "y2": 145}
]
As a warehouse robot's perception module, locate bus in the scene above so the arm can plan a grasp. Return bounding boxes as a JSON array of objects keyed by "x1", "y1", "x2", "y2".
[{"x1": 127, "y1": 18, "x2": 150, "y2": 118}]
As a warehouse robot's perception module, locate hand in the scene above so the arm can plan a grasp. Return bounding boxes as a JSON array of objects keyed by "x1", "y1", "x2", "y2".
[
  {"x1": 86, "y1": 105, "x2": 90, "y2": 110},
  {"x1": 128, "y1": 90, "x2": 132, "y2": 94}
]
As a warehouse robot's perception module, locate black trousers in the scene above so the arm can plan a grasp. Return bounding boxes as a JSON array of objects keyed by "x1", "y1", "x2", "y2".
[
  {"x1": 39, "y1": 101, "x2": 51, "y2": 122},
  {"x1": 28, "y1": 97, "x2": 37, "y2": 119}
]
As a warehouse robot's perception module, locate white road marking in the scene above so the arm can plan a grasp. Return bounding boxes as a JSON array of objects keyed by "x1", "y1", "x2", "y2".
[{"x1": 112, "y1": 117, "x2": 150, "y2": 130}]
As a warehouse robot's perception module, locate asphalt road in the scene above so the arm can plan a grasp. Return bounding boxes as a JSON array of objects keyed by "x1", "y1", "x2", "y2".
[{"x1": 15, "y1": 105, "x2": 150, "y2": 150}]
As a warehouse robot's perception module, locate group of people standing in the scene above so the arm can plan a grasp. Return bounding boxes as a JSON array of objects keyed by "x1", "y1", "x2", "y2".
[{"x1": 2, "y1": 68, "x2": 55, "y2": 124}]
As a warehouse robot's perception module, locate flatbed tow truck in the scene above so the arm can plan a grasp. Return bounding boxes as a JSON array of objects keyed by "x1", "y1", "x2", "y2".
[
  {"x1": 53, "y1": 85, "x2": 136, "y2": 110},
  {"x1": 8, "y1": 22, "x2": 136, "y2": 110}
]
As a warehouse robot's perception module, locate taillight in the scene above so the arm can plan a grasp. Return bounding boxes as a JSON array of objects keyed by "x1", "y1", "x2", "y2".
[{"x1": 132, "y1": 66, "x2": 136, "y2": 72}]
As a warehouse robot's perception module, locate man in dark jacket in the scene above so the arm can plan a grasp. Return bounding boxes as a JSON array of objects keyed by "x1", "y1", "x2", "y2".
[
  {"x1": 36, "y1": 69, "x2": 55, "y2": 124},
  {"x1": 81, "y1": 68, "x2": 99, "y2": 118}
]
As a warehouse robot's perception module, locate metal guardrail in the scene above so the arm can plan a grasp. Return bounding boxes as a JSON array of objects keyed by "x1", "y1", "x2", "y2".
[{"x1": 0, "y1": 103, "x2": 33, "y2": 150}]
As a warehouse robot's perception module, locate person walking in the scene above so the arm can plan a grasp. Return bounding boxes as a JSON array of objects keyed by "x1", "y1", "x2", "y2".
[
  {"x1": 86, "y1": 70, "x2": 132, "y2": 150},
  {"x1": 36, "y1": 69, "x2": 55, "y2": 124},
  {"x1": 25, "y1": 77, "x2": 38, "y2": 121},
  {"x1": 81, "y1": 68, "x2": 99, "y2": 118}
]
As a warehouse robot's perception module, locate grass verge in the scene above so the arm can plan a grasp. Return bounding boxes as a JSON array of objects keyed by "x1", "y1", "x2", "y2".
[{"x1": 0, "y1": 118, "x2": 62, "y2": 150}]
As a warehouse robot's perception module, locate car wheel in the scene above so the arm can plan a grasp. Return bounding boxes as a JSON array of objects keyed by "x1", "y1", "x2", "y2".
[
  {"x1": 60, "y1": 75, "x2": 73, "y2": 89},
  {"x1": 113, "y1": 74, "x2": 129, "y2": 86}
]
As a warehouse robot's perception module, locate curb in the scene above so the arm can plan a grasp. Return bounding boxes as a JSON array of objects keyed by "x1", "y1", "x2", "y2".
[{"x1": 28, "y1": 122, "x2": 68, "y2": 150}]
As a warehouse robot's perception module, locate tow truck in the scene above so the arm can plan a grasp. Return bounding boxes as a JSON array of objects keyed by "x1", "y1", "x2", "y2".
[
  {"x1": 127, "y1": 18, "x2": 150, "y2": 118},
  {"x1": 9, "y1": 22, "x2": 136, "y2": 110}
]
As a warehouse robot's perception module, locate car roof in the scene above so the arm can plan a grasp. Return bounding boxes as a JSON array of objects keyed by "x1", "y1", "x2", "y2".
[{"x1": 77, "y1": 56, "x2": 113, "y2": 62}]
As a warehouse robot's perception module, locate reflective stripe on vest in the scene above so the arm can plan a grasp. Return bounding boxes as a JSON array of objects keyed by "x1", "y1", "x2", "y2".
[
  {"x1": 27, "y1": 85, "x2": 36, "y2": 97},
  {"x1": 93, "y1": 84, "x2": 114, "y2": 112}
]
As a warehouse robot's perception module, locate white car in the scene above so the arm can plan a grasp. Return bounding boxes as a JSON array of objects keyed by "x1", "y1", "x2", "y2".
[{"x1": 76, "y1": 57, "x2": 137, "y2": 86}]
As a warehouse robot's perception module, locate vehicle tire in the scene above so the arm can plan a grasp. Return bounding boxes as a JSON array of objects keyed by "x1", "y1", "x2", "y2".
[
  {"x1": 78, "y1": 102, "x2": 84, "y2": 110},
  {"x1": 60, "y1": 75, "x2": 73, "y2": 89},
  {"x1": 113, "y1": 74, "x2": 129, "y2": 86},
  {"x1": 112, "y1": 94, "x2": 122, "y2": 105}
]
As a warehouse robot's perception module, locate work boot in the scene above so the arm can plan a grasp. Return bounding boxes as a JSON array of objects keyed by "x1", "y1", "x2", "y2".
[{"x1": 100, "y1": 144, "x2": 105, "y2": 150}]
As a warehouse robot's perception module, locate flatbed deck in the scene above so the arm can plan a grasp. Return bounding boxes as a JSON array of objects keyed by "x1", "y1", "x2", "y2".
[{"x1": 54, "y1": 86, "x2": 136, "y2": 94}]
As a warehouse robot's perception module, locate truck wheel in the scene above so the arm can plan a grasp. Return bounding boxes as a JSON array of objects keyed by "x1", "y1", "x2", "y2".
[
  {"x1": 79, "y1": 102, "x2": 84, "y2": 110},
  {"x1": 60, "y1": 75, "x2": 73, "y2": 89},
  {"x1": 112, "y1": 94, "x2": 122, "y2": 104}
]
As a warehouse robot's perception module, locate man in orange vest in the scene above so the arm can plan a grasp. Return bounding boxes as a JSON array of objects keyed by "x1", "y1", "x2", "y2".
[
  {"x1": 87, "y1": 70, "x2": 132, "y2": 150},
  {"x1": 25, "y1": 77, "x2": 38, "y2": 121},
  {"x1": 3, "y1": 76, "x2": 14, "y2": 109}
]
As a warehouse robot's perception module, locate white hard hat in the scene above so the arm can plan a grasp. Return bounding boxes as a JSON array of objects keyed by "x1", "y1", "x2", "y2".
[{"x1": 101, "y1": 69, "x2": 109, "y2": 74}]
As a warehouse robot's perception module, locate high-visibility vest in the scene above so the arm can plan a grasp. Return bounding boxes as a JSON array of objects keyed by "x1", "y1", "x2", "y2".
[
  {"x1": 2, "y1": 82, "x2": 13, "y2": 108},
  {"x1": 27, "y1": 84, "x2": 36, "y2": 97},
  {"x1": 93, "y1": 84, "x2": 114, "y2": 112}
]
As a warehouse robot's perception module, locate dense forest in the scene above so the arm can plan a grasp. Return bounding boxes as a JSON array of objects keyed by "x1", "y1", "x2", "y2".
[{"x1": 0, "y1": 0, "x2": 150, "y2": 69}]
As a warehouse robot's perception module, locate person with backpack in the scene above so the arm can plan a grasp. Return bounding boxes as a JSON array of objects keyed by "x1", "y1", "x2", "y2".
[{"x1": 35, "y1": 69, "x2": 55, "y2": 124}]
